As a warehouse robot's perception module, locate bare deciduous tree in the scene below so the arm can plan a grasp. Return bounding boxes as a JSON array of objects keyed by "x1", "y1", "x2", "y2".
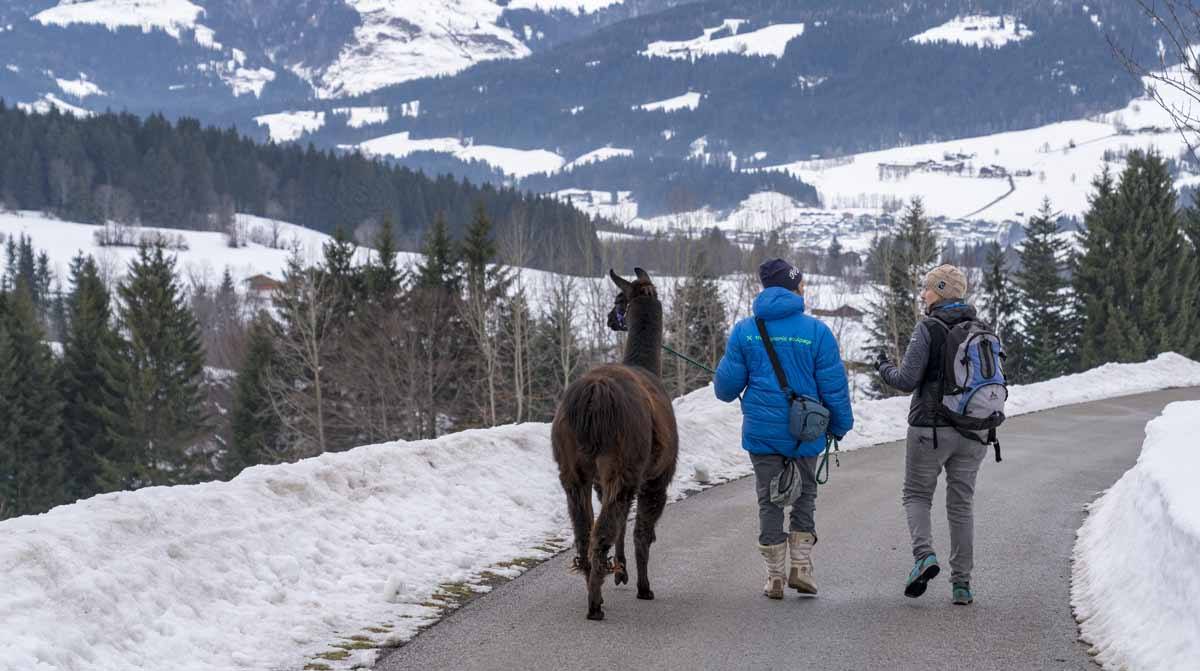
[
  {"x1": 266, "y1": 259, "x2": 338, "y2": 456},
  {"x1": 1111, "y1": 1, "x2": 1200, "y2": 161}
]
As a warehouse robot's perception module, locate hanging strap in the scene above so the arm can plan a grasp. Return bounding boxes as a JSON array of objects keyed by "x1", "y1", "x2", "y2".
[
  {"x1": 755, "y1": 318, "x2": 794, "y2": 399},
  {"x1": 815, "y1": 435, "x2": 840, "y2": 485}
]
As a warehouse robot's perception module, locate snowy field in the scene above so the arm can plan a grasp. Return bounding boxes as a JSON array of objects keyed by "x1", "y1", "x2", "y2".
[
  {"x1": 351, "y1": 132, "x2": 566, "y2": 178},
  {"x1": 2, "y1": 354, "x2": 1197, "y2": 671},
  {"x1": 763, "y1": 66, "x2": 1194, "y2": 222},
  {"x1": 32, "y1": 0, "x2": 205, "y2": 40},
  {"x1": 908, "y1": 15, "x2": 1033, "y2": 48},
  {"x1": 0, "y1": 211, "x2": 371, "y2": 287},
  {"x1": 1072, "y1": 400, "x2": 1200, "y2": 670},
  {"x1": 641, "y1": 20, "x2": 805, "y2": 60}
]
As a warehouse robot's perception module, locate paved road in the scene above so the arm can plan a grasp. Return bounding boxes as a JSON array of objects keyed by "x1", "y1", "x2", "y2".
[{"x1": 377, "y1": 388, "x2": 1199, "y2": 671}]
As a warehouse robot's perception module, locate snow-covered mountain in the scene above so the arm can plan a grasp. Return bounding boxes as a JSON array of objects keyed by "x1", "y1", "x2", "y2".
[{"x1": 0, "y1": 0, "x2": 1172, "y2": 226}]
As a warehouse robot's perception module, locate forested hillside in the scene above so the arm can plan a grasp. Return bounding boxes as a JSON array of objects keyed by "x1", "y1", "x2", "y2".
[
  {"x1": 315, "y1": 0, "x2": 1157, "y2": 166},
  {"x1": 0, "y1": 103, "x2": 600, "y2": 271}
]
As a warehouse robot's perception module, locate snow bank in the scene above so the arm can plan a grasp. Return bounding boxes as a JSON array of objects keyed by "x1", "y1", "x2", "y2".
[
  {"x1": 1072, "y1": 401, "x2": 1200, "y2": 670},
  {"x1": 2, "y1": 353, "x2": 1198, "y2": 670}
]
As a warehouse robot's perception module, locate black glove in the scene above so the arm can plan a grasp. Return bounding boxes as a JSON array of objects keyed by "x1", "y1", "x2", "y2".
[
  {"x1": 833, "y1": 434, "x2": 845, "y2": 442},
  {"x1": 873, "y1": 349, "x2": 890, "y2": 372}
]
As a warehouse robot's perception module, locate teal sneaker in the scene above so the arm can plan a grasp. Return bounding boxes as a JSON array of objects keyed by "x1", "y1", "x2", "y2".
[
  {"x1": 952, "y1": 582, "x2": 974, "y2": 605},
  {"x1": 904, "y1": 554, "x2": 941, "y2": 598}
]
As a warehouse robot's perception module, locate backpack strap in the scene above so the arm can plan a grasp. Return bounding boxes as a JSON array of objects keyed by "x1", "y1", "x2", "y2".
[{"x1": 755, "y1": 318, "x2": 794, "y2": 398}]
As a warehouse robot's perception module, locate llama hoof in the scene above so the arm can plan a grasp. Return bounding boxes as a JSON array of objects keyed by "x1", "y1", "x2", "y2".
[
  {"x1": 637, "y1": 588, "x2": 655, "y2": 601},
  {"x1": 609, "y1": 558, "x2": 628, "y2": 584},
  {"x1": 587, "y1": 607, "x2": 605, "y2": 621}
]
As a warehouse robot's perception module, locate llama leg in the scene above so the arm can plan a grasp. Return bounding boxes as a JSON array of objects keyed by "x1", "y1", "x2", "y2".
[
  {"x1": 564, "y1": 482, "x2": 594, "y2": 576},
  {"x1": 634, "y1": 474, "x2": 670, "y2": 601},
  {"x1": 594, "y1": 483, "x2": 628, "y2": 583},
  {"x1": 587, "y1": 487, "x2": 634, "y2": 620},
  {"x1": 612, "y1": 495, "x2": 631, "y2": 585}
]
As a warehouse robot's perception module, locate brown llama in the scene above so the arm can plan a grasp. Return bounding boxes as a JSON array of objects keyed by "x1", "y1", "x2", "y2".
[{"x1": 551, "y1": 267, "x2": 679, "y2": 621}]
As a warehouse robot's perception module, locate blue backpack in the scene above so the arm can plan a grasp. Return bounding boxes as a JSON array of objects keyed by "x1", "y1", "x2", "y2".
[{"x1": 930, "y1": 317, "x2": 1007, "y2": 462}]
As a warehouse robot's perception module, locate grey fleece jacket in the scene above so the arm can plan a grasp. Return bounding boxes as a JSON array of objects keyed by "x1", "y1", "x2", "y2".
[{"x1": 879, "y1": 301, "x2": 978, "y2": 427}]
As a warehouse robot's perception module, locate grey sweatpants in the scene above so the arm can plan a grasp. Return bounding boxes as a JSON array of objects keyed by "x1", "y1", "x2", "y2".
[
  {"x1": 751, "y1": 453, "x2": 819, "y2": 546},
  {"x1": 903, "y1": 426, "x2": 987, "y2": 584}
]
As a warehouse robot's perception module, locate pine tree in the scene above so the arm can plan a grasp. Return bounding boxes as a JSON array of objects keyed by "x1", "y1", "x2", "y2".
[
  {"x1": 415, "y1": 212, "x2": 460, "y2": 292},
  {"x1": 1014, "y1": 199, "x2": 1072, "y2": 382},
  {"x1": 226, "y1": 313, "x2": 281, "y2": 478},
  {"x1": 825, "y1": 235, "x2": 844, "y2": 276},
  {"x1": 60, "y1": 254, "x2": 130, "y2": 500},
  {"x1": 459, "y1": 203, "x2": 513, "y2": 426},
  {"x1": 0, "y1": 284, "x2": 66, "y2": 517},
  {"x1": 409, "y1": 213, "x2": 463, "y2": 437},
  {"x1": 980, "y1": 241, "x2": 1021, "y2": 380},
  {"x1": 1075, "y1": 151, "x2": 1200, "y2": 367},
  {"x1": 116, "y1": 243, "x2": 209, "y2": 487},
  {"x1": 867, "y1": 198, "x2": 938, "y2": 395},
  {"x1": 666, "y1": 252, "x2": 727, "y2": 395},
  {"x1": 364, "y1": 213, "x2": 401, "y2": 302},
  {"x1": 980, "y1": 242, "x2": 1017, "y2": 336}
]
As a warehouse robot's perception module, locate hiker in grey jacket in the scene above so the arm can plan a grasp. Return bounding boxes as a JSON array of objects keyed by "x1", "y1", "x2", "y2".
[{"x1": 875, "y1": 264, "x2": 984, "y2": 606}]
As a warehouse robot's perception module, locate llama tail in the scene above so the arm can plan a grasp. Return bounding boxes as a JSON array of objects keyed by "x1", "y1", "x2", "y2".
[{"x1": 560, "y1": 377, "x2": 628, "y2": 458}]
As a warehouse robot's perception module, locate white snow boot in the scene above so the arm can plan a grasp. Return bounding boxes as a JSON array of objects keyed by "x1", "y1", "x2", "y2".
[
  {"x1": 758, "y1": 542, "x2": 787, "y2": 599},
  {"x1": 788, "y1": 531, "x2": 817, "y2": 595}
]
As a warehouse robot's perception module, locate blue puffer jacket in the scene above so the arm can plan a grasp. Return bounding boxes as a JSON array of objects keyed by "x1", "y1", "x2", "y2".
[{"x1": 714, "y1": 287, "x2": 854, "y2": 458}]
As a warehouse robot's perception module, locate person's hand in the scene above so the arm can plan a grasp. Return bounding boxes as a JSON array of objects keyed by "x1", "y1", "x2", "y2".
[
  {"x1": 873, "y1": 349, "x2": 890, "y2": 372},
  {"x1": 833, "y1": 433, "x2": 845, "y2": 442}
]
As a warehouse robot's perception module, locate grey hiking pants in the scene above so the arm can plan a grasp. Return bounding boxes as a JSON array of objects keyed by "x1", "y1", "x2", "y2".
[
  {"x1": 903, "y1": 426, "x2": 987, "y2": 584},
  {"x1": 751, "y1": 453, "x2": 819, "y2": 546}
]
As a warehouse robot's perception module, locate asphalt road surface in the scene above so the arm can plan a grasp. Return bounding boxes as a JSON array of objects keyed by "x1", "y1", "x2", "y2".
[{"x1": 377, "y1": 388, "x2": 1199, "y2": 671}]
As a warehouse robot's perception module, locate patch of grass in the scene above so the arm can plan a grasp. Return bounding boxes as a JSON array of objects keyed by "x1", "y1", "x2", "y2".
[
  {"x1": 313, "y1": 650, "x2": 350, "y2": 662},
  {"x1": 303, "y1": 664, "x2": 332, "y2": 671},
  {"x1": 495, "y1": 556, "x2": 541, "y2": 570},
  {"x1": 332, "y1": 640, "x2": 377, "y2": 651},
  {"x1": 365, "y1": 626, "x2": 391, "y2": 633}
]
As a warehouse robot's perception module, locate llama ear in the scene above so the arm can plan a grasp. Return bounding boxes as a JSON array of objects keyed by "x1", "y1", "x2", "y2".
[
  {"x1": 634, "y1": 267, "x2": 651, "y2": 283},
  {"x1": 609, "y1": 269, "x2": 632, "y2": 292}
]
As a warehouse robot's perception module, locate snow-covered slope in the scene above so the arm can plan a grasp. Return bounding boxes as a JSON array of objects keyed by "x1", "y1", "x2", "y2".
[
  {"x1": 0, "y1": 211, "x2": 364, "y2": 285},
  {"x1": 763, "y1": 67, "x2": 1192, "y2": 221},
  {"x1": 909, "y1": 15, "x2": 1033, "y2": 48},
  {"x1": 304, "y1": 0, "x2": 531, "y2": 99},
  {"x1": 642, "y1": 20, "x2": 806, "y2": 60},
  {"x1": 1073, "y1": 400, "x2": 1200, "y2": 670},
  {"x1": 33, "y1": 0, "x2": 205, "y2": 39},
  {"x1": 3, "y1": 353, "x2": 1197, "y2": 671},
  {"x1": 353, "y1": 132, "x2": 566, "y2": 178}
]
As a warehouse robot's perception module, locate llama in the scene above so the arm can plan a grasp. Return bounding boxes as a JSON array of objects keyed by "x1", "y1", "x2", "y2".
[{"x1": 551, "y1": 268, "x2": 679, "y2": 621}]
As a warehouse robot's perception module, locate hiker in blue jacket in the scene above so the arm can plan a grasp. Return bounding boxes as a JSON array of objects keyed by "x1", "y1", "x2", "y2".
[{"x1": 714, "y1": 258, "x2": 854, "y2": 599}]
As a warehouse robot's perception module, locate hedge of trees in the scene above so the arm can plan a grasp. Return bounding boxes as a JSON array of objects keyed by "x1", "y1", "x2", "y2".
[{"x1": 0, "y1": 103, "x2": 600, "y2": 272}]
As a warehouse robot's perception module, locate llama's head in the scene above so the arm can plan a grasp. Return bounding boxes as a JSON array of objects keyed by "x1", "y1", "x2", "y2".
[{"x1": 607, "y1": 268, "x2": 658, "y2": 332}]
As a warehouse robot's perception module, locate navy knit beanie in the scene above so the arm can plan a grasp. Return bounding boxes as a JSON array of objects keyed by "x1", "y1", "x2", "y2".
[{"x1": 758, "y1": 258, "x2": 803, "y2": 291}]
